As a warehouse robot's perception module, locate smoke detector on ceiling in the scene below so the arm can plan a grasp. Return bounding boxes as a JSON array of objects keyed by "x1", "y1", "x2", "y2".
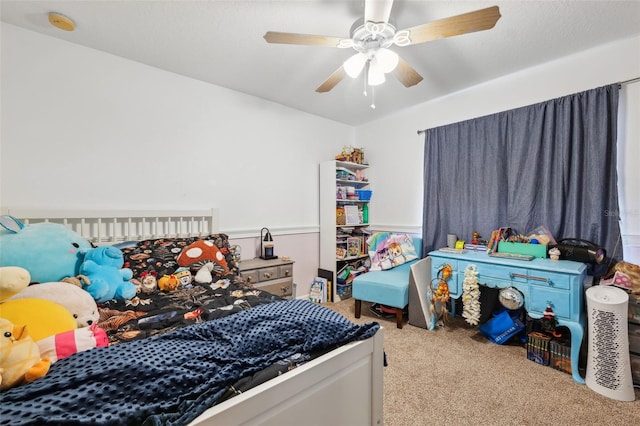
[{"x1": 48, "y1": 12, "x2": 75, "y2": 31}]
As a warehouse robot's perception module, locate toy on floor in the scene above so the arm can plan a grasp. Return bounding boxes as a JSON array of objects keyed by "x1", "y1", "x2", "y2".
[{"x1": 0, "y1": 318, "x2": 51, "y2": 391}]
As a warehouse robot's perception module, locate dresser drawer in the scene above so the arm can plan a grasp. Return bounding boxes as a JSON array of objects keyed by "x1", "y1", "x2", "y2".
[
  {"x1": 466, "y1": 261, "x2": 527, "y2": 283},
  {"x1": 528, "y1": 286, "x2": 571, "y2": 319},
  {"x1": 523, "y1": 270, "x2": 571, "y2": 290},
  {"x1": 431, "y1": 259, "x2": 460, "y2": 296}
]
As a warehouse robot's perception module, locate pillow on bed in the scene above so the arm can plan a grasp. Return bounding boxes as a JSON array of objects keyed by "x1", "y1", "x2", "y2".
[
  {"x1": 120, "y1": 234, "x2": 236, "y2": 281},
  {"x1": 367, "y1": 232, "x2": 418, "y2": 271}
]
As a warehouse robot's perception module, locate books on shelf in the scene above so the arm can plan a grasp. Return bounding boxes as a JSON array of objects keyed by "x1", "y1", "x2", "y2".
[
  {"x1": 344, "y1": 205, "x2": 360, "y2": 225},
  {"x1": 347, "y1": 237, "x2": 362, "y2": 257}
]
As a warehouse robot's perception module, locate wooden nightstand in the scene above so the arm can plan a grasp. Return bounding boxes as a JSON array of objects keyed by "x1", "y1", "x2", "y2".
[{"x1": 238, "y1": 257, "x2": 295, "y2": 299}]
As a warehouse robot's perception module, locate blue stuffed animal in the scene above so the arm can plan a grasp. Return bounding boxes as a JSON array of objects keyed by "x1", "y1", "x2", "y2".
[
  {"x1": 79, "y1": 246, "x2": 136, "y2": 303},
  {"x1": 0, "y1": 216, "x2": 93, "y2": 283}
]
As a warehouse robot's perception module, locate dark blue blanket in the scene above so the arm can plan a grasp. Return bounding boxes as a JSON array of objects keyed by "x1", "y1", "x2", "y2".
[{"x1": 1, "y1": 300, "x2": 379, "y2": 425}]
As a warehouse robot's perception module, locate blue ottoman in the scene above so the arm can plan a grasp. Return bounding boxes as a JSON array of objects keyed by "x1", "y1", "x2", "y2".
[
  {"x1": 353, "y1": 237, "x2": 422, "y2": 329},
  {"x1": 353, "y1": 261, "x2": 417, "y2": 328}
]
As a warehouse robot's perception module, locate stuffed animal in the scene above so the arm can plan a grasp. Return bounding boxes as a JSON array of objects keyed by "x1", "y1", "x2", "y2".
[
  {"x1": 37, "y1": 323, "x2": 108, "y2": 364},
  {"x1": 158, "y1": 274, "x2": 180, "y2": 292},
  {"x1": 0, "y1": 318, "x2": 51, "y2": 391},
  {"x1": 0, "y1": 298, "x2": 77, "y2": 342},
  {"x1": 79, "y1": 246, "x2": 136, "y2": 303},
  {"x1": 0, "y1": 266, "x2": 30, "y2": 300},
  {"x1": 0, "y1": 216, "x2": 93, "y2": 283},
  {"x1": 0, "y1": 267, "x2": 77, "y2": 341},
  {"x1": 6, "y1": 281, "x2": 99, "y2": 328},
  {"x1": 176, "y1": 240, "x2": 229, "y2": 274}
]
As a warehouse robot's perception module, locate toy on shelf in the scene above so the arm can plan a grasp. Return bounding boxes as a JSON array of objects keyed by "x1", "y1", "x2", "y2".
[{"x1": 335, "y1": 145, "x2": 366, "y2": 165}]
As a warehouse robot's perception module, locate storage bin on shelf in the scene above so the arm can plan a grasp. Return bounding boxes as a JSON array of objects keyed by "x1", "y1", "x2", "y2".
[
  {"x1": 337, "y1": 281, "x2": 352, "y2": 299},
  {"x1": 356, "y1": 189, "x2": 372, "y2": 201}
]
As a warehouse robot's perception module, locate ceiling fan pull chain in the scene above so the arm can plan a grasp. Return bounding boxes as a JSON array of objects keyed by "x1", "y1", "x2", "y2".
[
  {"x1": 363, "y1": 61, "x2": 369, "y2": 96},
  {"x1": 371, "y1": 85, "x2": 376, "y2": 109}
]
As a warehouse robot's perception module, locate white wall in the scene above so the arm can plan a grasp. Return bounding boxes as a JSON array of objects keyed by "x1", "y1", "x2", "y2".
[
  {"x1": 0, "y1": 23, "x2": 353, "y2": 297},
  {"x1": 358, "y1": 35, "x2": 640, "y2": 263},
  {"x1": 3, "y1": 23, "x2": 639, "y2": 301}
]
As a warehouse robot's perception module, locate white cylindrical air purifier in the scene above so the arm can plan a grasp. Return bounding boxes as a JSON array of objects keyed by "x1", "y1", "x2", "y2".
[{"x1": 585, "y1": 286, "x2": 635, "y2": 401}]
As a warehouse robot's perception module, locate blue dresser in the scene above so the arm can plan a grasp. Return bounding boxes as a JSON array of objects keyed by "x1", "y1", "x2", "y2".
[{"x1": 428, "y1": 250, "x2": 587, "y2": 384}]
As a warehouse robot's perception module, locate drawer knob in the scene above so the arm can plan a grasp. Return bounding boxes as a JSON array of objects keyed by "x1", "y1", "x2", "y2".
[
  {"x1": 264, "y1": 272, "x2": 272, "y2": 279},
  {"x1": 284, "y1": 270, "x2": 291, "y2": 277},
  {"x1": 246, "y1": 276, "x2": 253, "y2": 284},
  {"x1": 281, "y1": 286, "x2": 289, "y2": 294}
]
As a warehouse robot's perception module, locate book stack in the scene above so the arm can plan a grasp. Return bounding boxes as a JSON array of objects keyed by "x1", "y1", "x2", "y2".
[
  {"x1": 309, "y1": 277, "x2": 328, "y2": 304},
  {"x1": 527, "y1": 332, "x2": 551, "y2": 366},
  {"x1": 550, "y1": 339, "x2": 572, "y2": 374}
]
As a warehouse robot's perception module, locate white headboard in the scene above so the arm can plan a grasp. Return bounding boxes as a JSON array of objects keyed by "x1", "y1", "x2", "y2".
[{"x1": 2, "y1": 208, "x2": 219, "y2": 245}]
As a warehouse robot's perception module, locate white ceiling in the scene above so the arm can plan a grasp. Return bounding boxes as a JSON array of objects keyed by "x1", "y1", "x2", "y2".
[{"x1": 2, "y1": 1, "x2": 639, "y2": 126}]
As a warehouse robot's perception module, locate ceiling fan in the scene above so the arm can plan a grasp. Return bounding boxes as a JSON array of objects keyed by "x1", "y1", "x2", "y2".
[{"x1": 264, "y1": 0, "x2": 501, "y2": 105}]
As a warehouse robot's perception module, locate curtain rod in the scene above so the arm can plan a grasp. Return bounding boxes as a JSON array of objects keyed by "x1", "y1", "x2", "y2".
[
  {"x1": 416, "y1": 78, "x2": 640, "y2": 135},
  {"x1": 619, "y1": 76, "x2": 640, "y2": 86}
]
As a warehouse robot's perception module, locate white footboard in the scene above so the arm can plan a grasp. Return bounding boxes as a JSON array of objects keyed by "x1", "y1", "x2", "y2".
[{"x1": 191, "y1": 328, "x2": 384, "y2": 426}]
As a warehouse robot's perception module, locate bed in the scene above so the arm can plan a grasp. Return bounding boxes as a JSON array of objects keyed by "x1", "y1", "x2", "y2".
[{"x1": 0, "y1": 209, "x2": 384, "y2": 426}]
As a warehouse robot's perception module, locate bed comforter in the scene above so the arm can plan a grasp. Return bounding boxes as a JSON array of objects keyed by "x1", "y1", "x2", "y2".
[{"x1": 2, "y1": 299, "x2": 380, "y2": 425}]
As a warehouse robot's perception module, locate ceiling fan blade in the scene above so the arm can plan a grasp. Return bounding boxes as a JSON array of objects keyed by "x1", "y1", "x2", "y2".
[
  {"x1": 316, "y1": 66, "x2": 347, "y2": 93},
  {"x1": 392, "y1": 57, "x2": 423, "y2": 88},
  {"x1": 402, "y1": 5, "x2": 501, "y2": 45},
  {"x1": 264, "y1": 31, "x2": 344, "y2": 47},
  {"x1": 364, "y1": 0, "x2": 394, "y2": 23}
]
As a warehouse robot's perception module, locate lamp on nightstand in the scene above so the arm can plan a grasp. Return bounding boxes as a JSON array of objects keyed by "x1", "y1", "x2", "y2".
[{"x1": 260, "y1": 227, "x2": 278, "y2": 260}]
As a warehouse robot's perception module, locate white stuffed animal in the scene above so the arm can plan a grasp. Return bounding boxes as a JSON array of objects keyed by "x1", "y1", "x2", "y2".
[{"x1": 7, "y1": 281, "x2": 99, "y2": 328}]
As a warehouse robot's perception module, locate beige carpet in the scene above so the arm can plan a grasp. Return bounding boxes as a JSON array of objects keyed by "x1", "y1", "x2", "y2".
[{"x1": 326, "y1": 299, "x2": 640, "y2": 426}]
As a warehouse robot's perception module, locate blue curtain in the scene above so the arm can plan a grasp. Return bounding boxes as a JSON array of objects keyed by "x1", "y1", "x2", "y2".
[{"x1": 422, "y1": 84, "x2": 621, "y2": 260}]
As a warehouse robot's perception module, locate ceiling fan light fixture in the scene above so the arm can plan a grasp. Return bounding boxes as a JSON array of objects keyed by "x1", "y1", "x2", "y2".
[
  {"x1": 374, "y1": 48, "x2": 399, "y2": 73},
  {"x1": 367, "y1": 62, "x2": 386, "y2": 86},
  {"x1": 344, "y1": 52, "x2": 367, "y2": 78}
]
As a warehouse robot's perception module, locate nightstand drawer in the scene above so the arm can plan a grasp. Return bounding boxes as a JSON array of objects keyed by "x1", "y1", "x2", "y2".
[
  {"x1": 255, "y1": 277, "x2": 293, "y2": 298},
  {"x1": 257, "y1": 266, "x2": 278, "y2": 282},
  {"x1": 278, "y1": 264, "x2": 293, "y2": 279},
  {"x1": 239, "y1": 270, "x2": 259, "y2": 284}
]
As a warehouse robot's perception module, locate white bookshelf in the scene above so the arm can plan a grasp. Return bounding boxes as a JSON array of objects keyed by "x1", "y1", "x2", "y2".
[{"x1": 319, "y1": 160, "x2": 371, "y2": 301}]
